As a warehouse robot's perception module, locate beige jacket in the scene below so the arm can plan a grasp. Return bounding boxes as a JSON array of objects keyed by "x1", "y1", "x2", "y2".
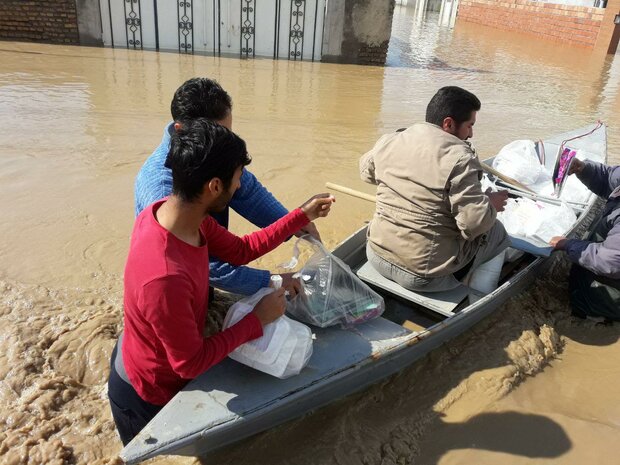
[{"x1": 360, "y1": 122, "x2": 497, "y2": 277}]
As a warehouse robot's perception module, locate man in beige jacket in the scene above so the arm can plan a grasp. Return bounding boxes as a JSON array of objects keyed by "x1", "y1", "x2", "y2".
[{"x1": 360, "y1": 86, "x2": 509, "y2": 293}]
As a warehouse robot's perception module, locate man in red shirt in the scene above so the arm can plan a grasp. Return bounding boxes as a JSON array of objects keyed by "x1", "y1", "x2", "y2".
[{"x1": 108, "y1": 118, "x2": 334, "y2": 445}]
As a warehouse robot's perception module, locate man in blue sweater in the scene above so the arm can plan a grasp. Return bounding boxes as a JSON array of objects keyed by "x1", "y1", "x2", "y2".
[
  {"x1": 135, "y1": 77, "x2": 320, "y2": 296},
  {"x1": 550, "y1": 159, "x2": 620, "y2": 321}
]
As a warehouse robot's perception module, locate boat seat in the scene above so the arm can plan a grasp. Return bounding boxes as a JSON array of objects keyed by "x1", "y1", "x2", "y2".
[{"x1": 356, "y1": 261, "x2": 468, "y2": 317}]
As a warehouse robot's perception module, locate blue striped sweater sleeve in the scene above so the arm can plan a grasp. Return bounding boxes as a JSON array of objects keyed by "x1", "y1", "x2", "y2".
[{"x1": 229, "y1": 169, "x2": 289, "y2": 227}]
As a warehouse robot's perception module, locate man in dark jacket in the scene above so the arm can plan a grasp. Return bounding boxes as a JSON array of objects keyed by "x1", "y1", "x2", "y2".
[{"x1": 550, "y1": 159, "x2": 620, "y2": 321}]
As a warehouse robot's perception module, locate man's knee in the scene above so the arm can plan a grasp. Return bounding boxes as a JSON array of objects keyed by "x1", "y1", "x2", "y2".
[
  {"x1": 568, "y1": 265, "x2": 620, "y2": 321},
  {"x1": 109, "y1": 397, "x2": 141, "y2": 446},
  {"x1": 474, "y1": 221, "x2": 509, "y2": 267}
]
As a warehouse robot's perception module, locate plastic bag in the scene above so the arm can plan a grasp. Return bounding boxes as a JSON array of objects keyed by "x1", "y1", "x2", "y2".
[
  {"x1": 528, "y1": 201, "x2": 576, "y2": 242},
  {"x1": 223, "y1": 288, "x2": 313, "y2": 378},
  {"x1": 559, "y1": 168, "x2": 591, "y2": 203},
  {"x1": 497, "y1": 198, "x2": 576, "y2": 244},
  {"x1": 492, "y1": 140, "x2": 544, "y2": 186},
  {"x1": 282, "y1": 236, "x2": 385, "y2": 328},
  {"x1": 480, "y1": 173, "x2": 498, "y2": 193}
]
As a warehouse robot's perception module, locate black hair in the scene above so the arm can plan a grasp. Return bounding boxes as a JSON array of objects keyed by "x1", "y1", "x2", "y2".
[
  {"x1": 165, "y1": 119, "x2": 251, "y2": 202},
  {"x1": 170, "y1": 77, "x2": 232, "y2": 122},
  {"x1": 425, "y1": 86, "x2": 481, "y2": 127}
]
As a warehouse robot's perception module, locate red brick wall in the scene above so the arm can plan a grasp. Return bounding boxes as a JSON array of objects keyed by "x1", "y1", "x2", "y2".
[
  {"x1": 0, "y1": 0, "x2": 79, "y2": 44},
  {"x1": 458, "y1": 0, "x2": 606, "y2": 48}
]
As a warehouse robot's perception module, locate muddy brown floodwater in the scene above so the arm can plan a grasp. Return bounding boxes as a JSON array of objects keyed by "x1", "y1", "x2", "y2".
[{"x1": 0, "y1": 4, "x2": 619, "y2": 465}]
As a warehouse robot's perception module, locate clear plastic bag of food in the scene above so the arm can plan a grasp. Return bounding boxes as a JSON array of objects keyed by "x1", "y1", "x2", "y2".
[{"x1": 281, "y1": 236, "x2": 385, "y2": 328}]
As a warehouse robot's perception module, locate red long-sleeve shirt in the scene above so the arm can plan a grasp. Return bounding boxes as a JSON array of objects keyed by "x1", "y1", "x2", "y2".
[{"x1": 122, "y1": 199, "x2": 309, "y2": 405}]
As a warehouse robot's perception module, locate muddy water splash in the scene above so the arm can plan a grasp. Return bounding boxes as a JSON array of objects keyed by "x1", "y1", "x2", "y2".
[{"x1": 0, "y1": 4, "x2": 619, "y2": 464}]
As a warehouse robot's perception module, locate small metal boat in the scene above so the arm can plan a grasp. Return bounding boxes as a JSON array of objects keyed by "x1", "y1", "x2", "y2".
[{"x1": 121, "y1": 123, "x2": 606, "y2": 464}]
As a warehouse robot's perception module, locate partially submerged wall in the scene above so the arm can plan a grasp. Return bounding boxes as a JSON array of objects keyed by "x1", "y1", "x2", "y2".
[
  {"x1": 458, "y1": 0, "x2": 605, "y2": 48},
  {"x1": 322, "y1": 0, "x2": 396, "y2": 65},
  {"x1": 0, "y1": 0, "x2": 80, "y2": 44},
  {"x1": 75, "y1": 0, "x2": 103, "y2": 46}
]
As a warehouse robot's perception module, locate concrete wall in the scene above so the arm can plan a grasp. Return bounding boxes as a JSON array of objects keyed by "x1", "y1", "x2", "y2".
[
  {"x1": 322, "y1": 0, "x2": 396, "y2": 65},
  {"x1": 0, "y1": 0, "x2": 80, "y2": 44},
  {"x1": 75, "y1": 0, "x2": 102, "y2": 46},
  {"x1": 458, "y1": 0, "x2": 606, "y2": 48}
]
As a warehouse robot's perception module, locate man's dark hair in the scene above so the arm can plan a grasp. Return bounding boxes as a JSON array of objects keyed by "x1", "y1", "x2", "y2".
[
  {"x1": 170, "y1": 77, "x2": 232, "y2": 122},
  {"x1": 166, "y1": 119, "x2": 251, "y2": 202},
  {"x1": 425, "y1": 86, "x2": 481, "y2": 127}
]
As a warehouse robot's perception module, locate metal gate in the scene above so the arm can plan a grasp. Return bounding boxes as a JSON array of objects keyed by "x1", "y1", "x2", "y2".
[{"x1": 100, "y1": 0, "x2": 326, "y2": 61}]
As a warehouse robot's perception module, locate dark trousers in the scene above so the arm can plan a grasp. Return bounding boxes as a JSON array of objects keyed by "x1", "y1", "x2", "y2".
[
  {"x1": 108, "y1": 343, "x2": 163, "y2": 446},
  {"x1": 569, "y1": 265, "x2": 620, "y2": 321}
]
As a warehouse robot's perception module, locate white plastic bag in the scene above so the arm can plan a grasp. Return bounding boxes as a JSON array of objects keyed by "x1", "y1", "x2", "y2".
[
  {"x1": 480, "y1": 174, "x2": 498, "y2": 193},
  {"x1": 497, "y1": 198, "x2": 576, "y2": 244},
  {"x1": 492, "y1": 140, "x2": 544, "y2": 186},
  {"x1": 281, "y1": 321, "x2": 314, "y2": 378},
  {"x1": 528, "y1": 201, "x2": 576, "y2": 242},
  {"x1": 282, "y1": 236, "x2": 385, "y2": 328},
  {"x1": 498, "y1": 198, "x2": 542, "y2": 238},
  {"x1": 559, "y1": 171, "x2": 591, "y2": 203},
  {"x1": 223, "y1": 288, "x2": 313, "y2": 378}
]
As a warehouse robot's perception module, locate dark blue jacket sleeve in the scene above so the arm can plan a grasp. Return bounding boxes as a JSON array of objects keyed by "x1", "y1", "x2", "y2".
[
  {"x1": 564, "y1": 161, "x2": 620, "y2": 280},
  {"x1": 565, "y1": 222, "x2": 620, "y2": 280},
  {"x1": 577, "y1": 161, "x2": 620, "y2": 199}
]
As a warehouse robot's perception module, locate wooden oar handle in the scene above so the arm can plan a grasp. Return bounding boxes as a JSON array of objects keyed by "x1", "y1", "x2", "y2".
[{"x1": 325, "y1": 182, "x2": 376, "y2": 203}]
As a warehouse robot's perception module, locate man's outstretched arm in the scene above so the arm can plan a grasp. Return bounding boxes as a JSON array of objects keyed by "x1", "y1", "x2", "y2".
[{"x1": 228, "y1": 169, "x2": 321, "y2": 241}]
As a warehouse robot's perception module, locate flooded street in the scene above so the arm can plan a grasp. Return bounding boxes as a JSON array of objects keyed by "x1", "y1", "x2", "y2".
[{"x1": 1, "y1": 3, "x2": 619, "y2": 464}]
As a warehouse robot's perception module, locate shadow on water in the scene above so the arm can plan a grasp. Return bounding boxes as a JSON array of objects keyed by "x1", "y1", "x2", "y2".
[
  {"x1": 417, "y1": 411, "x2": 572, "y2": 464},
  {"x1": 558, "y1": 317, "x2": 620, "y2": 347}
]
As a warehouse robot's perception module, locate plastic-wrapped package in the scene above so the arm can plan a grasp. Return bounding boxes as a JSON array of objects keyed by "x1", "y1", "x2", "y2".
[
  {"x1": 526, "y1": 168, "x2": 553, "y2": 196},
  {"x1": 530, "y1": 201, "x2": 576, "y2": 241},
  {"x1": 497, "y1": 198, "x2": 576, "y2": 243},
  {"x1": 492, "y1": 140, "x2": 544, "y2": 186},
  {"x1": 223, "y1": 288, "x2": 313, "y2": 378},
  {"x1": 282, "y1": 237, "x2": 385, "y2": 328},
  {"x1": 559, "y1": 165, "x2": 591, "y2": 204}
]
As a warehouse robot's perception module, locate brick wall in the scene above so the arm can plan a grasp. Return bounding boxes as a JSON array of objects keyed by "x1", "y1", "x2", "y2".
[
  {"x1": 458, "y1": 0, "x2": 605, "y2": 48},
  {"x1": 0, "y1": 0, "x2": 79, "y2": 44}
]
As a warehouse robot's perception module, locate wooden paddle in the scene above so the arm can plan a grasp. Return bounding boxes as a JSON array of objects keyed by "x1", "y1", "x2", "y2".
[
  {"x1": 480, "y1": 162, "x2": 536, "y2": 194},
  {"x1": 325, "y1": 182, "x2": 376, "y2": 203}
]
